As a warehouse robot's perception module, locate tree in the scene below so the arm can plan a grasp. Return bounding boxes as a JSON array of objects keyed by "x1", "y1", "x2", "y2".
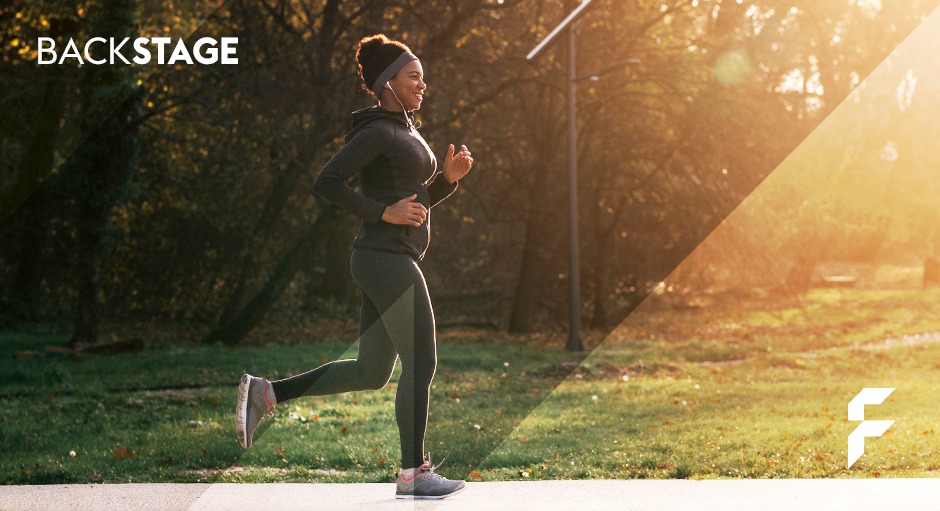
[
  {"x1": 66, "y1": 0, "x2": 141, "y2": 345},
  {"x1": 2, "y1": 0, "x2": 936, "y2": 341}
]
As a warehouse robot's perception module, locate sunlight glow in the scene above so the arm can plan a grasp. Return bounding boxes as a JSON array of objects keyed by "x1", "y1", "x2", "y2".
[
  {"x1": 881, "y1": 141, "x2": 899, "y2": 162},
  {"x1": 713, "y1": 49, "x2": 752, "y2": 86},
  {"x1": 896, "y1": 69, "x2": 917, "y2": 111},
  {"x1": 854, "y1": 0, "x2": 883, "y2": 18}
]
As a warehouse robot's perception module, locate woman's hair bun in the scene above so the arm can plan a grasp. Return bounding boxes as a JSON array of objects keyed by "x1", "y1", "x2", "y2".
[{"x1": 356, "y1": 34, "x2": 389, "y2": 67}]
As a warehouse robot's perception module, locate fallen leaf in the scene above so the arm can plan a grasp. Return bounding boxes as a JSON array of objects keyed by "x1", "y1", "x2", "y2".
[{"x1": 113, "y1": 446, "x2": 136, "y2": 459}]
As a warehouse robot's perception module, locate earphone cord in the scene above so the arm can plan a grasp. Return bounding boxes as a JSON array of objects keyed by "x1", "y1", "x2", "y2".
[{"x1": 386, "y1": 85, "x2": 413, "y2": 130}]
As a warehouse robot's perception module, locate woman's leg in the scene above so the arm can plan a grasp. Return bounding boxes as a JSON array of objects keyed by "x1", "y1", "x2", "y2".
[
  {"x1": 348, "y1": 249, "x2": 437, "y2": 470},
  {"x1": 247, "y1": 248, "x2": 436, "y2": 469},
  {"x1": 269, "y1": 289, "x2": 398, "y2": 402},
  {"x1": 237, "y1": 254, "x2": 398, "y2": 450}
]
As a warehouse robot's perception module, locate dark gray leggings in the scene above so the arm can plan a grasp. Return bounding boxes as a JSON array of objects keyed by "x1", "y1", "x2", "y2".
[{"x1": 270, "y1": 248, "x2": 437, "y2": 469}]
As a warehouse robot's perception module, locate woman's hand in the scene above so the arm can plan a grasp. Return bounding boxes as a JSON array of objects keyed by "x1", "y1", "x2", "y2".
[
  {"x1": 442, "y1": 144, "x2": 473, "y2": 184},
  {"x1": 381, "y1": 194, "x2": 427, "y2": 226}
]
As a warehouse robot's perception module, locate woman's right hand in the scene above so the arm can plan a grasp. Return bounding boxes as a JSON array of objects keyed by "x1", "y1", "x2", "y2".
[{"x1": 381, "y1": 194, "x2": 427, "y2": 226}]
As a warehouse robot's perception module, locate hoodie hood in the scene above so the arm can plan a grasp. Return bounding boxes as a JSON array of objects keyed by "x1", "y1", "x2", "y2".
[{"x1": 347, "y1": 106, "x2": 415, "y2": 142}]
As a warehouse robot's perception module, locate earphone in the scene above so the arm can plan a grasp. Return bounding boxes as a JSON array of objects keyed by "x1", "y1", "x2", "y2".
[{"x1": 383, "y1": 82, "x2": 413, "y2": 130}]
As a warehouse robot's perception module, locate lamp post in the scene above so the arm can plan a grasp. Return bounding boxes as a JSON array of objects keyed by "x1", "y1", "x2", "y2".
[
  {"x1": 528, "y1": 2, "x2": 641, "y2": 352},
  {"x1": 527, "y1": 1, "x2": 595, "y2": 352}
]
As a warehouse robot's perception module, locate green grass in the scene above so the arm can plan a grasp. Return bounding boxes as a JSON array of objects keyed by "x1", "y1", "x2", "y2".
[{"x1": 2, "y1": 287, "x2": 940, "y2": 484}]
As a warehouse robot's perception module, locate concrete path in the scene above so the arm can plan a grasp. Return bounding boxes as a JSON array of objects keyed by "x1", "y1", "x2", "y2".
[{"x1": 1, "y1": 480, "x2": 938, "y2": 511}]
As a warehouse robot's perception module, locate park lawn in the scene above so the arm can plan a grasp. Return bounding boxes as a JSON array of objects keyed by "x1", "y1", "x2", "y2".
[{"x1": 1, "y1": 287, "x2": 939, "y2": 484}]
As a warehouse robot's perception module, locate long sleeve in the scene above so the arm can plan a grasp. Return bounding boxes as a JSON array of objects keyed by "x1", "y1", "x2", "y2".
[
  {"x1": 312, "y1": 125, "x2": 393, "y2": 222},
  {"x1": 427, "y1": 171, "x2": 458, "y2": 208}
]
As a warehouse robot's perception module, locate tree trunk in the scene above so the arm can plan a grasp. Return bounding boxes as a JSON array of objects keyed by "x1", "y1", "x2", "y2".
[
  {"x1": 0, "y1": 75, "x2": 68, "y2": 222},
  {"x1": 590, "y1": 198, "x2": 611, "y2": 328},
  {"x1": 508, "y1": 211, "x2": 546, "y2": 333},
  {"x1": 217, "y1": 147, "x2": 312, "y2": 325},
  {"x1": 68, "y1": 90, "x2": 140, "y2": 345},
  {"x1": 202, "y1": 206, "x2": 335, "y2": 346},
  {"x1": 317, "y1": 208, "x2": 356, "y2": 305},
  {"x1": 217, "y1": 0, "x2": 344, "y2": 326},
  {"x1": 68, "y1": 0, "x2": 139, "y2": 346},
  {"x1": 5, "y1": 18, "x2": 72, "y2": 321},
  {"x1": 70, "y1": 201, "x2": 105, "y2": 345},
  {"x1": 9, "y1": 181, "x2": 55, "y2": 322}
]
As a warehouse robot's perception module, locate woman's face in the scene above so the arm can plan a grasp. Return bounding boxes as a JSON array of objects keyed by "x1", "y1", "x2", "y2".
[{"x1": 385, "y1": 59, "x2": 426, "y2": 112}]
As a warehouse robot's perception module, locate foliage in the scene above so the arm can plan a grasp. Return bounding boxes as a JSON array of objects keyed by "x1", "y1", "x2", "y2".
[
  {"x1": 1, "y1": 0, "x2": 938, "y2": 339},
  {"x1": 676, "y1": 13, "x2": 940, "y2": 292}
]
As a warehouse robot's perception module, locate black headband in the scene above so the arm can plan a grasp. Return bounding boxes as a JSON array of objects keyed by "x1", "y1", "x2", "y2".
[{"x1": 371, "y1": 51, "x2": 418, "y2": 97}]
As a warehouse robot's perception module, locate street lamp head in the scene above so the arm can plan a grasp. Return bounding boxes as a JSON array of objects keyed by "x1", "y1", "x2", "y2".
[{"x1": 526, "y1": 0, "x2": 595, "y2": 61}]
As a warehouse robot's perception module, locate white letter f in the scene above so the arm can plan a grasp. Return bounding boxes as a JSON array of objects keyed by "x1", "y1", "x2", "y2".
[{"x1": 847, "y1": 388, "x2": 894, "y2": 468}]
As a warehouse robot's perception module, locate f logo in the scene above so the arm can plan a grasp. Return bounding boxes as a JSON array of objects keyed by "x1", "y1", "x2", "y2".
[{"x1": 847, "y1": 388, "x2": 895, "y2": 468}]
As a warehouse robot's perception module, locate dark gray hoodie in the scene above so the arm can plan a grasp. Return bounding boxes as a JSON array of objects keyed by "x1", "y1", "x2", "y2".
[{"x1": 312, "y1": 106, "x2": 458, "y2": 261}]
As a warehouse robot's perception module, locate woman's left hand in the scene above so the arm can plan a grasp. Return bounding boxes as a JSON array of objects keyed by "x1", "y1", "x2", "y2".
[{"x1": 442, "y1": 144, "x2": 473, "y2": 184}]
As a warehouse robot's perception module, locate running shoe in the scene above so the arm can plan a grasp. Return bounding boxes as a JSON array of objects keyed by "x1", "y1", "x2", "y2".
[
  {"x1": 235, "y1": 373, "x2": 275, "y2": 449},
  {"x1": 396, "y1": 457, "x2": 466, "y2": 499}
]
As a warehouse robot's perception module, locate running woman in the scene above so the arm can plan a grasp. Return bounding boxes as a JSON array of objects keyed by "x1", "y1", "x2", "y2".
[{"x1": 235, "y1": 34, "x2": 474, "y2": 500}]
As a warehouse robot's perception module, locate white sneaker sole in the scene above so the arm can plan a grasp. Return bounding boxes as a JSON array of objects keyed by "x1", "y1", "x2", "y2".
[
  {"x1": 235, "y1": 374, "x2": 251, "y2": 449},
  {"x1": 395, "y1": 484, "x2": 466, "y2": 500}
]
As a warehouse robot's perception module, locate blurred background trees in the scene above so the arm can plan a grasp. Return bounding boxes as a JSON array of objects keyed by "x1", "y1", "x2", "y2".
[{"x1": 1, "y1": 0, "x2": 938, "y2": 344}]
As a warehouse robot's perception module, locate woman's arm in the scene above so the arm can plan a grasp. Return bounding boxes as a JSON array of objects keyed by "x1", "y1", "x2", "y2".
[
  {"x1": 429, "y1": 143, "x2": 472, "y2": 207},
  {"x1": 312, "y1": 125, "x2": 393, "y2": 222},
  {"x1": 427, "y1": 172, "x2": 458, "y2": 208}
]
